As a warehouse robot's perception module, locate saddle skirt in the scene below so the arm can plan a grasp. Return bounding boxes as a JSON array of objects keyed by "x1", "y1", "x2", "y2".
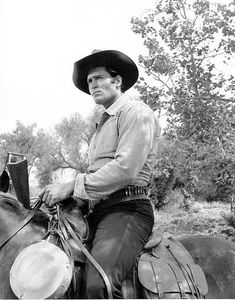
[{"x1": 123, "y1": 231, "x2": 208, "y2": 299}]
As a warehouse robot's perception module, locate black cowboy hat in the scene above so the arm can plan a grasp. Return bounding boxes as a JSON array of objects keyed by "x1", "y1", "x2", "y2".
[{"x1": 72, "y1": 49, "x2": 139, "y2": 94}]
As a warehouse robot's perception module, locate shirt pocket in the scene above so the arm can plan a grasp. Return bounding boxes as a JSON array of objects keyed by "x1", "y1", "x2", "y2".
[{"x1": 95, "y1": 116, "x2": 118, "y2": 157}]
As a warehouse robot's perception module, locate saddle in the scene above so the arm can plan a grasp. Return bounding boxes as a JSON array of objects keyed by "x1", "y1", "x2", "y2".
[
  {"x1": 123, "y1": 231, "x2": 208, "y2": 299},
  {"x1": 57, "y1": 205, "x2": 208, "y2": 299},
  {"x1": 58, "y1": 202, "x2": 208, "y2": 299}
]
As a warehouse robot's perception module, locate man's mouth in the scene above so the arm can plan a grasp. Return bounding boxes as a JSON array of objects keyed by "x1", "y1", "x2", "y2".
[{"x1": 92, "y1": 90, "x2": 102, "y2": 96}]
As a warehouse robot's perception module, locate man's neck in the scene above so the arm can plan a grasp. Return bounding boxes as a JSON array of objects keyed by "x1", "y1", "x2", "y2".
[{"x1": 103, "y1": 92, "x2": 123, "y2": 109}]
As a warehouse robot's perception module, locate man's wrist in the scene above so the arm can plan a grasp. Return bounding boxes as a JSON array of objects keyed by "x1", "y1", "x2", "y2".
[
  {"x1": 67, "y1": 180, "x2": 75, "y2": 196},
  {"x1": 73, "y1": 197, "x2": 87, "y2": 208},
  {"x1": 73, "y1": 173, "x2": 88, "y2": 199}
]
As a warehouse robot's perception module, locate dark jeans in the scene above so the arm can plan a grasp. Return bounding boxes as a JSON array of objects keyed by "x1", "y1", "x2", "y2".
[{"x1": 85, "y1": 199, "x2": 154, "y2": 299}]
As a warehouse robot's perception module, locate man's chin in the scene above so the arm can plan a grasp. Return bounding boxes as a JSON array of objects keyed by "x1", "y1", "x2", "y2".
[{"x1": 94, "y1": 97, "x2": 104, "y2": 105}]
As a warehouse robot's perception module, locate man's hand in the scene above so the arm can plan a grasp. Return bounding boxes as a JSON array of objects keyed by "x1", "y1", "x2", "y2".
[{"x1": 38, "y1": 181, "x2": 75, "y2": 207}]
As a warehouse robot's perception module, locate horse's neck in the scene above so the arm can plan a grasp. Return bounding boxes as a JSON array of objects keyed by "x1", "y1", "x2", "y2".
[
  {"x1": 0, "y1": 199, "x2": 46, "y2": 247},
  {"x1": 18, "y1": 222, "x2": 47, "y2": 245},
  {"x1": 0, "y1": 208, "x2": 21, "y2": 234}
]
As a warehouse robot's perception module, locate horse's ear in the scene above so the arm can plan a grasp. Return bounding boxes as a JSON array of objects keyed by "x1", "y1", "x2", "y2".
[{"x1": 0, "y1": 170, "x2": 10, "y2": 193}]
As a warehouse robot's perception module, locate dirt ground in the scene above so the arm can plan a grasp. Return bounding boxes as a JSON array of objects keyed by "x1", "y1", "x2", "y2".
[{"x1": 153, "y1": 199, "x2": 235, "y2": 242}]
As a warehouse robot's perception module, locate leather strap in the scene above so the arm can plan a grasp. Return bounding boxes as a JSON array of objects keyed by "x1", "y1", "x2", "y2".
[
  {"x1": 166, "y1": 244, "x2": 202, "y2": 298},
  {"x1": 0, "y1": 199, "x2": 43, "y2": 250},
  {"x1": 58, "y1": 208, "x2": 113, "y2": 299}
]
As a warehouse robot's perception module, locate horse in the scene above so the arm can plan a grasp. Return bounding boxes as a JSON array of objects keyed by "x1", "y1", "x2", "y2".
[
  {"x1": 1, "y1": 191, "x2": 235, "y2": 299},
  {"x1": 0, "y1": 192, "x2": 49, "y2": 299}
]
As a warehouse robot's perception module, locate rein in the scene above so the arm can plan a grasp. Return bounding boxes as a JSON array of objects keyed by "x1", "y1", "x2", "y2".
[
  {"x1": 56, "y1": 205, "x2": 113, "y2": 299},
  {"x1": 0, "y1": 199, "x2": 43, "y2": 251}
]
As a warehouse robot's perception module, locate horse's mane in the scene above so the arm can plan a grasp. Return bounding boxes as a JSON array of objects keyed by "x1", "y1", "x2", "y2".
[
  {"x1": 0, "y1": 192, "x2": 26, "y2": 215},
  {"x1": 0, "y1": 192, "x2": 49, "y2": 227}
]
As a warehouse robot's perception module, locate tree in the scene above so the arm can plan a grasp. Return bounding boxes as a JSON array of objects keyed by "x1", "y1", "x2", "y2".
[
  {"x1": 131, "y1": 0, "x2": 235, "y2": 203},
  {"x1": 0, "y1": 105, "x2": 102, "y2": 189},
  {"x1": 0, "y1": 108, "x2": 99, "y2": 188},
  {"x1": 35, "y1": 108, "x2": 101, "y2": 187},
  {"x1": 0, "y1": 121, "x2": 51, "y2": 174}
]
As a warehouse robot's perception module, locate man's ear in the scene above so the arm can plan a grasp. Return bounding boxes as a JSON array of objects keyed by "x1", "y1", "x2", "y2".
[{"x1": 115, "y1": 75, "x2": 122, "y2": 88}]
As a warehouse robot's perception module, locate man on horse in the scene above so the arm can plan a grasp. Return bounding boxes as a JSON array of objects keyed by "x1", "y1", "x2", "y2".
[{"x1": 39, "y1": 49, "x2": 160, "y2": 298}]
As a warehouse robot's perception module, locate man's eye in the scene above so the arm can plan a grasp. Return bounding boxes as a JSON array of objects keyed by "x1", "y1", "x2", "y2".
[{"x1": 88, "y1": 76, "x2": 104, "y2": 84}]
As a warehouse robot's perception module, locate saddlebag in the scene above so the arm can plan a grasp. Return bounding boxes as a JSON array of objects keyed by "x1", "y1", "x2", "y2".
[{"x1": 138, "y1": 237, "x2": 208, "y2": 299}]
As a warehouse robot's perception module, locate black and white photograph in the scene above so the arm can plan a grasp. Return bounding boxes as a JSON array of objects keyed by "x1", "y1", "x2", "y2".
[{"x1": 0, "y1": 0, "x2": 234, "y2": 298}]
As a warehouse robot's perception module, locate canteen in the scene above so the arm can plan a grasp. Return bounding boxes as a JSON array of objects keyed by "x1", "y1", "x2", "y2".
[{"x1": 9, "y1": 240, "x2": 73, "y2": 299}]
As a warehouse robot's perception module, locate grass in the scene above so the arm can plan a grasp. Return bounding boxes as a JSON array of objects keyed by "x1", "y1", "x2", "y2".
[
  {"x1": 222, "y1": 212, "x2": 235, "y2": 229},
  {"x1": 153, "y1": 190, "x2": 235, "y2": 241}
]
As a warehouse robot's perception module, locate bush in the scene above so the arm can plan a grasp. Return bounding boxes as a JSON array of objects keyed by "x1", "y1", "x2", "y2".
[
  {"x1": 151, "y1": 136, "x2": 234, "y2": 206},
  {"x1": 222, "y1": 213, "x2": 235, "y2": 229}
]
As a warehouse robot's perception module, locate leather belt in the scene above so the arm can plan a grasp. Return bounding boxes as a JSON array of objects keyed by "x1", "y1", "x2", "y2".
[
  {"x1": 109, "y1": 185, "x2": 148, "y2": 199},
  {"x1": 91, "y1": 185, "x2": 149, "y2": 212}
]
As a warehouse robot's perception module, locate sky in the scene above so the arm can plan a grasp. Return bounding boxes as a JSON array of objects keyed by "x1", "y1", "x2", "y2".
[
  {"x1": 0, "y1": 0, "x2": 156, "y2": 134},
  {"x1": 0, "y1": 0, "x2": 233, "y2": 135}
]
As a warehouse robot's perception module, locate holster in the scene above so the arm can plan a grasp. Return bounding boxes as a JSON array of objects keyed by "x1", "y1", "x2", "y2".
[{"x1": 7, "y1": 159, "x2": 30, "y2": 209}]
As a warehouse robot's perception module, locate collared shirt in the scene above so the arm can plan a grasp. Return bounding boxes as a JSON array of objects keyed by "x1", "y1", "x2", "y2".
[{"x1": 73, "y1": 93, "x2": 161, "y2": 206}]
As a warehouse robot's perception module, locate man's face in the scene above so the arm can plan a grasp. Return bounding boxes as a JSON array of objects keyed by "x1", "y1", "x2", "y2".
[{"x1": 87, "y1": 67, "x2": 122, "y2": 109}]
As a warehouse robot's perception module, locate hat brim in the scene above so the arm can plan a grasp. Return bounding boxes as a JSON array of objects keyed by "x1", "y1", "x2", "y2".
[{"x1": 73, "y1": 50, "x2": 139, "y2": 94}]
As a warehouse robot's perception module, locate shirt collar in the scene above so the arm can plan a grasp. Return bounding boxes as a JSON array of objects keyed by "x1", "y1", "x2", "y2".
[{"x1": 105, "y1": 93, "x2": 133, "y2": 116}]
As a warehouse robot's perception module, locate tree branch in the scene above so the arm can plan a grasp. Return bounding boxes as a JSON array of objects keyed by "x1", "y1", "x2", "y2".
[
  {"x1": 172, "y1": 96, "x2": 234, "y2": 103},
  {"x1": 138, "y1": 64, "x2": 173, "y2": 92}
]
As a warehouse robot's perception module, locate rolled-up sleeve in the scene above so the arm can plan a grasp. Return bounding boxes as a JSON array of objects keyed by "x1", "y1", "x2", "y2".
[{"x1": 73, "y1": 101, "x2": 159, "y2": 203}]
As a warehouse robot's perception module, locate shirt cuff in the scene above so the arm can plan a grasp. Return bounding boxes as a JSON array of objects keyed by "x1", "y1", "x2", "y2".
[
  {"x1": 73, "y1": 173, "x2": 102, "y2": 210},
  {"x1": 73, "y1": 173, "x2": 88, "y2": 200}
]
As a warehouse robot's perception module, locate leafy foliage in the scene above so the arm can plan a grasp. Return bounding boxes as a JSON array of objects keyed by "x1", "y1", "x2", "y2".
[
  {"x1": 132, "y1": 0, "x2": 235, "y2": 205},
  {"x1": 35, "y1": 111, "x2": 98, "y2": 187},
  {"x1": 0, "y1": 121, "x2": 50, "y2": 174},
  {"x1": 0, "y1": 107, "x2": 100, "y2": 188}
]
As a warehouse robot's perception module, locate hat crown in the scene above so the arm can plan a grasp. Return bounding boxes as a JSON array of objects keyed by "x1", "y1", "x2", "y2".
[{"x1": 92, "y1": 49, "x2": 102, "y2": 54}]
